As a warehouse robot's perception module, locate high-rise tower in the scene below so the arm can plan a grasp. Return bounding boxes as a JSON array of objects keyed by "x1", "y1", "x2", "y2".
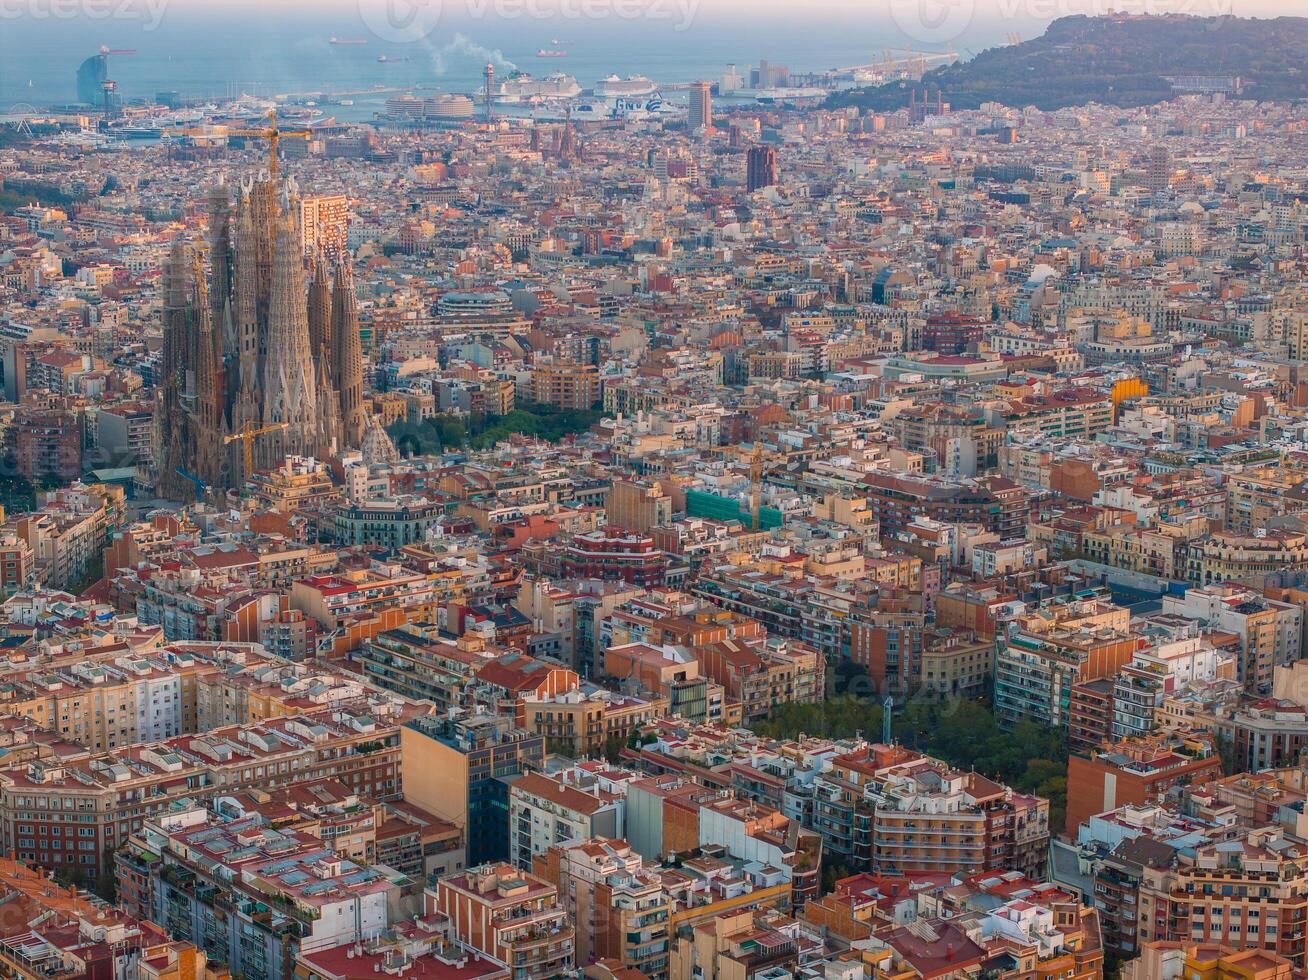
[
  {"x1": 1146, "y1": 145, "x2": 1171, "y2": 194},
  {"x1": 689, "y1": 81, "x2": 712, "y2": 132},
  {"x1": 746, "y1": 144, "x2": 778, "y2": 193}
]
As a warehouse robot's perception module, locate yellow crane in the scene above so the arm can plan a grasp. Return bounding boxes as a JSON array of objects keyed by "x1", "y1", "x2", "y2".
[
  {"x1": 224, "y1": 420, "x2": 288, "y2": 480},
  {"x1": 166, "y1": 109, "x2": 311, "y2": 178}
]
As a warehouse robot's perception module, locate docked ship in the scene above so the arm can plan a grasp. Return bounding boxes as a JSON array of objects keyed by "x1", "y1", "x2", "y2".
[
  {"x1": 567, "y1": 95, "x2": 682, "y2": 121},
  {"x1": 593, "y1": 74, "x2": 658, "y2": 98},
  {"x1": 492, "y1": 71, "x2": 581, "y2": 104}
]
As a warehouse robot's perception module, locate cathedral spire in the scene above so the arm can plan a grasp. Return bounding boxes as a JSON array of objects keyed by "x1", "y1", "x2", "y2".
[
  {"x1": 190, "y1": 250, "x2": 226, "y2": 490},
  {"x1": 155, "y1": 237, "x2": 194, "y2": 501},
  {"x1": 230, "y1": 191, "x2": 262, "y2": 478},
  {"x1": 208, "y1": 179, "x2": 233, "y2": 363},
  {"x1": 308, "y1": 251, "x2": 332, "y2": 377},
  {"x1": 332, "y1": 259, "x2": 365, "y2": 449},
  {"x1": 260, "y1": 213, "x2": 318, "y2": 468}
]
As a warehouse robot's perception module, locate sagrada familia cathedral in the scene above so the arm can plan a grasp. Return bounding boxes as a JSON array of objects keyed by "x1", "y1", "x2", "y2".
[{"x1": 153, "y1": 171, "x2": 366, "y2": 501}]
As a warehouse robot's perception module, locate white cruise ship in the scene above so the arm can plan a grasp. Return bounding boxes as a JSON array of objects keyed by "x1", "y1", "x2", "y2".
[
  {"x1": 593, "y1": 74, "x2": 658, "y2": 97},
  {"x1": 493, "y1": 72, "x2": 582, "y2": 104}
]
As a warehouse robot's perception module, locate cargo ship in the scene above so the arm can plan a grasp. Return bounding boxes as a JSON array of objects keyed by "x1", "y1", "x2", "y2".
[
  {"x1": 329, "y1": 36, "x2": 367, "y2": 45},
  {"x1": 536, "y1": 49, "x2": 568, "y2": 58}
]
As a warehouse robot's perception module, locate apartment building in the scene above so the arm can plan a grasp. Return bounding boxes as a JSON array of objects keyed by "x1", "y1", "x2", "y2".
[
  {"x1": 1137, "y1": 829, "x2": 1308, "y2": 967},
  {"x1": 128, "y1": 809, "x2": 395, "y2": 980},
  {"x1": 1065, "y1": 731, "x2": 1224, "y2": 834},
  {"x1": 527, "y1": 359, "x2": 600, "y2": 409},
  {"x1": 1187, "y1": 530, "x2": 1308, "y2": 588},
  {"x1": 669, "y1": 907, "x2": 799, "y2": 980},
  {"x1": 0, "y1": 696, "x2": 421, "y2": 884},
  {"x1": 996, "y1": 618, "x2": 1138, "y2": 732},
  {"x1": 429, "y1": 864, "x2": 576, "y2": 980},
  {"x1": 362, "y1": 627, "x2": 503, "y2": 712},
  {"x1": 811, "y1": 744, "x2": 1047, "y2": 878},
  {"x1": 1163, "y1": 585, "x2": 1301, "y2": 692},
  {"x1": 401, "y1": 714, "x2": 544, "y2": 868},
  {"x1": 289, "y1": 565, "x2": 437, "y2": 629},
  {"x1": 534, "y1": 838, "x2": 672, "y2": 978},
  {"x1": 507, "y1": 770, "x2": 623, "y2": 871},
  {"x1": 1225, "y1": 465, "x2": 1308, "y2": 535}
]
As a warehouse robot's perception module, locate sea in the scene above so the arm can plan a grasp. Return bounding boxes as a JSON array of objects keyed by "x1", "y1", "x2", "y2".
[{"x1": 0, "y1": 3, "x2": 1039, "y2": 122}]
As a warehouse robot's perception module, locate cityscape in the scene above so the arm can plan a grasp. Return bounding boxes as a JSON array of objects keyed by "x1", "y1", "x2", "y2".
[{"x1": 0, "y1": 4, "x2": 1306, "y2": 980}]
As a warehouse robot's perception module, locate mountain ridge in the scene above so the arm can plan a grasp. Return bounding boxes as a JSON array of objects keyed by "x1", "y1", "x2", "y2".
[{"x1": 827, "y1": 14, "x2": 1308, "y2": 112}]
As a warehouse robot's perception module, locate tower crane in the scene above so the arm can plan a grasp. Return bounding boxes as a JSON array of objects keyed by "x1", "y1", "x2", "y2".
[
  {"x1": 165, "y1": 109, "x2": 311, "y2": 178},
  {"x1": 224, "y1": 420, "x2": 288, "y2": 480}
]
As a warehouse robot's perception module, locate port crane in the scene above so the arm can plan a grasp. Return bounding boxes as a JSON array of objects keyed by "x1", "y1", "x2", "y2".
[{"x1": 224, "y1": 420, "x2": 288, "y2": 480}]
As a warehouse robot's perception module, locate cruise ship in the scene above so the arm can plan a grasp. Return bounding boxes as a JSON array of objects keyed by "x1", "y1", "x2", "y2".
[
  {"x1": 593, "y1": 74, "x2": 658, "y2": 98},
  {"x1": 492, "y1": 71, "x2": 582, "y2": 104}
]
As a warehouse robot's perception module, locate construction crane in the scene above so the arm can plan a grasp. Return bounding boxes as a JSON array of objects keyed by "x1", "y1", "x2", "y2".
[
  {"x1": 224, "y1": 420, "x2": 288, "y2": 480},
  {"x1": 723, "y1": 443, "x2": 785, "y2": 531},
  {"x1": 174, "y1": 468, "x2": 215, "y2": 506},
  {"x1": 166, "y1": 109, "x2": 311, "y2": 178}
]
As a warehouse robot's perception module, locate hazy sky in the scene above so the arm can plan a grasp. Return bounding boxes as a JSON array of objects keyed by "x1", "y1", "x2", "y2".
[{"x1": 2, "y1": 0, "x2": 1305, "y2": 105}]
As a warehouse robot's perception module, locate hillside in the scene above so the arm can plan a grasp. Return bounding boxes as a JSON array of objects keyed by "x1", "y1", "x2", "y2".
[{"x1": 828, "y1": 14, "x2": 1308, "y2": 112}]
